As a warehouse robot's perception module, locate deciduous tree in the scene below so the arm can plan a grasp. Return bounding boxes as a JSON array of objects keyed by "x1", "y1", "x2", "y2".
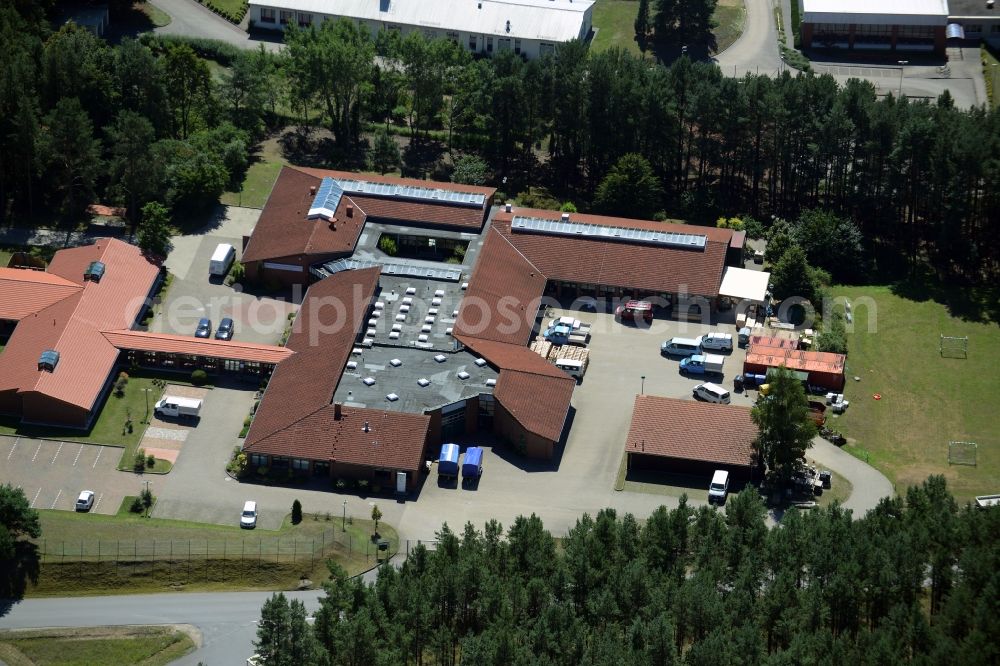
[{"x1": 750, "y1": 366, "x2": 816, "y2": 479}]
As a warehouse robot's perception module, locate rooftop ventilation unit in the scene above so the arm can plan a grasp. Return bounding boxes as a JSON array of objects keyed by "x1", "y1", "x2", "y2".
[
  {"x1": 434, "y1": 354, "x2": 447, "y2": 363},
  {"x1": 417, "y1": 378, "x2": 431, "y2": 387},
  {"x1": 83, "y1": 261, "x2": 105, "y2": 282},
  {"x1": 485, "y1": 378, "x2": 497, "y2": 387},
  {"x1": 510, "y1": 216, "x2": 708, "y2": 251},
  {"x1": 457, "y1": 371, "x2": 470, "y2": 380},
  {"x1": 346, "y1": 361, "x2": 358, "y2": 370},
  {"x1": 38, "y1": 349, "x2": 59, "y2": 372},
  {"x1": 390, "y1": 358, "x2": 402, "y2": 367},
  {"x1": 474, "y1": 358, "x2": 487, "y2": 367},
  {"x1": 386, "y1": 393, "x2": 399, "y2": 402},
  {"x1": 362, "y1": 377, "x2": 376, "y2": 386}
]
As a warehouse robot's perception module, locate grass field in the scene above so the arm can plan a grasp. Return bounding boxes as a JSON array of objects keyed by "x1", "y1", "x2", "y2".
[
  {"x1": 220, "y1": 159, "x2": 283, "y2": 209},
  {"x1": 591, "y1": 0, "x2": 746, "y2": 56},
  {"x1": 205, "y1": 0, "x2": 247, "y2": 19},
  {"x1": 0, "y1": 626, "x2": 195, "y2": 666},
  {"x1": 832, "y1": 285, "x2": 1000, "y2": 502},
  {"x1": 0, "y1": 247, "x2": 12, "y2": 267},
  {"x1": 983, "y1": 45, "x2": 1000, "y2": 110},
  {"x1": 28, "y1": 510, "x2": 397, "y2": 596},
  {"x1": 138, "y1": 1, "x2": 171, "y2": 27}
]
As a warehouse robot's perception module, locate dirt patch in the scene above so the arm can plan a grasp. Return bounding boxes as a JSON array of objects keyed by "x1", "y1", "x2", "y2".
[{"x1": 142, "y1": 447, "x2": 180, "y2": 463}]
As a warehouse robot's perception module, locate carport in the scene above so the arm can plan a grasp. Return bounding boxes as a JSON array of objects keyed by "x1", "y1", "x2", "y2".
[
  {"x1": 719, "y1": 267, "x2": 771, "y2": 306},
  {"x1": 624, "y1": 395, "x2": 758, "y2": 481}
]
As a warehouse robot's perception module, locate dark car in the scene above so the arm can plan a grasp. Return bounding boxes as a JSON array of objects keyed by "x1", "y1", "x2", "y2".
[
  {"x1": 195, "y1": 318, "x2": 212, "y2": 338},
  {"x1": 215, "y1": 317, "x2": 234, "y2": 341}
]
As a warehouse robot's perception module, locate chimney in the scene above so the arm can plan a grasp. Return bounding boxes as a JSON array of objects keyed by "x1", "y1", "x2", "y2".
[
  {"x1": 363, "y1": 421, "x2": 370, "y2": 432},
  {"x1": 346, "y1": 204, "x2": 354, "y2": 218},
  {"x1": 334, "y1": 402, "x2": 342, "y2": 420},
  {"x1": 504, "y1": 202, "x2": 512, "y2": 213},
  {"x1": 310, "y1": 185, "x2": 317, "y2": 195},
  {"x1": 328, "y1": 218, "x2": 337, "y2": 230},
  {"x1": 561, "y1": 212, "x2": 570, "y2": 222}
]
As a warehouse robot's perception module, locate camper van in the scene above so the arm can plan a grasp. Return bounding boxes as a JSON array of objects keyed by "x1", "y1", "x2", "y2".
[
  {"x1": 554, "y1": 358, "x2": 587, "y2": 380},
  {"x1": 209, "y1": 243, "x2": 236, "y2": 277}
]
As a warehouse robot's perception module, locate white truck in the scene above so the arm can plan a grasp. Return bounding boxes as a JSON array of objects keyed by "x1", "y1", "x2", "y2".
[
  {"x1": 209, "y1": 243, "x2": 236, "y2": 277},
  {"x1": 154, "y1": 396, "x2": 203, "y2": 419}
]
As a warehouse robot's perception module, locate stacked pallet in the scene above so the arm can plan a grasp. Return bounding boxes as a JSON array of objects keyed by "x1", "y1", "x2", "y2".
[
  {"x1": 552, "y1": 345, "x2": 590, "y2": 365},
  {"x1": 530, "y1": 339, "x2": 553, "y2": 359}
]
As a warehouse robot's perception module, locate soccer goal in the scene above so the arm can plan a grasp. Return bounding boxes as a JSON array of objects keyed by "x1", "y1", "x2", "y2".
[
  {"x1": 948, "y1": 441, "x2": 977, "y2": 466},
  {"x1": 940, "y1": 335, "x2": 969, "y2": 358}
]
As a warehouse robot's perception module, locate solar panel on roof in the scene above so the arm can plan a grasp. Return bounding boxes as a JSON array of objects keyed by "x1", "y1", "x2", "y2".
[
  {"x1": 331, "y1": 178, "x2": 484, "y2": 208},
  {"x1": 316, "y1": 257, "x2": 461, "y2": 282},
  {"x1": 510, "y1": 216, "x2": 708, "y2": 250}
]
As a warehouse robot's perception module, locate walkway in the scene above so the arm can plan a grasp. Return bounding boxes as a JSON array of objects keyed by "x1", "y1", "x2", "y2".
[
  {"x1": 713, "y1": 0, "x2": 783, "y2": 77},
  {"x1": 150, "y1": 0, "x2": 281, "y2": 51}
]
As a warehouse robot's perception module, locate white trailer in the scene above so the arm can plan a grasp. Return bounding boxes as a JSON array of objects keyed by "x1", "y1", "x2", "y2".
[{"x1": 154, "y1": 396, "x2": 203, "y2": 419}]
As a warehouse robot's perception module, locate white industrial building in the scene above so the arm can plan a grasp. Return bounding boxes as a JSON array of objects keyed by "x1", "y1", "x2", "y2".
[
  {"x1": 248, "y1": 0, "x2": 595, "y2": 59},
  {"x1": 799, "y1": 0, "x2": 949, "y2": 54}
]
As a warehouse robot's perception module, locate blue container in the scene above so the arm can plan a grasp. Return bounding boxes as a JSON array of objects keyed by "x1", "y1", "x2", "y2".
[
  {"x1": 438, "y1": 443, "x2": 460, "y2": 477},
  {"x1": 462, "y1": 447, "x2": 484, "y2": 479}
]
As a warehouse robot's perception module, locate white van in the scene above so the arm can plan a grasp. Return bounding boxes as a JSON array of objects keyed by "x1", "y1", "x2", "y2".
[
  {"x1": 240, "y1": 500, "x2": 257, "y2": 529},
  {"x1": 660, "y1": 337, "x2": 701, "y2": 357},
  {"x1": 210, "y1": 243, "x2": 236, "y2": 277},
  {"x1": 554, "y1": 358, "x2": 586, "y2": 380},
  {"x1": 693, "y1": 382, "x2": 731, "y2": 404},
  {"x1": 699, "y1": 332, "x2": 734, "y2": 352},
  {"x1": 708, "y1": 470, "x2": 730, "y2": 504}
]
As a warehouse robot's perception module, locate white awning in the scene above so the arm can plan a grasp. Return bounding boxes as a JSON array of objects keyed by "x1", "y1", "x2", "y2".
[{"x1": 719, "y1": 267, "x2": 770, "y2": 303}]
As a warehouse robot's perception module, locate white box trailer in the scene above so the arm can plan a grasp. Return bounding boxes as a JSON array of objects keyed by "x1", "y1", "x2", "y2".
[
  {"x1": 209, "y1": 243, "x2": 236, "y2": 277},
  {"x1": 154, "y1": 396, "x2": 203, "y2": 418}
]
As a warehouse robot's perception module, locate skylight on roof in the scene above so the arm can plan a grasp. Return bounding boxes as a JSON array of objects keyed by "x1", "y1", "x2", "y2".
[
  {"x1": 84, "y1": 261, "x2": 105, "y2": 282},
  {"x1": 510, "y1": 216, "x2": 708, "y2": 251},
  {"x1": 38, "y1": 349, "x2": 60, "y2": 372},
  {"x1": 308, "y1": 177, "x2": 345, "y2": 220},
  {"x1": 335, "y1": 178, "x2": 486, "y2": 208}
]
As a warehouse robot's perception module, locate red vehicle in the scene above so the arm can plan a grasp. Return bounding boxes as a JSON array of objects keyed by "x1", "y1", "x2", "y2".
[{"x1": 615, "y1": 300, "x2": 653, "y2": 324}]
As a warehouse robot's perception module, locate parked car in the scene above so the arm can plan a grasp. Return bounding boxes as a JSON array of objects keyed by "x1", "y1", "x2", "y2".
[
  {"x1": 240, "y1": 500, "x2": 258, "y2": 529},
  {"x1": 698, "y1": 332, "x2": 734, "y2": 352},
  {"x1": 215, "y1": 317, "x2": 234, "y2": 340},
  {"x1": 195, "y1": 318, "x2": 212, "y2": 338},
  {"x1": 615, "y1": 300, "x2": 653, "y2": 324},
  {"x1": 660, "y1": 337, "x2": 701, "y2": 357},
  {"x1": 75, "y1": 490, "x2": 95, "y2": 512},
  {"x1": 680, "y1": 353, "x2": 725, "y2": 376}
]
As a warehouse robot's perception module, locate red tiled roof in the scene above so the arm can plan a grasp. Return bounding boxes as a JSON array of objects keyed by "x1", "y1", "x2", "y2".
[
  {"x1": 457, "y1": 337, "x2": 568, "y2": 379},
  {"x1": 625, "y1": 395, "x2": 756, "y2": 467},
  {"x1": 0, "y1": 239, "x2": 160, "y2": 413},
  {"x1": 744, "y1": 348, "x2": 846, "y2": 375},
  {"x1": 244, "y1": 404, "x2": 429, "y2": 472},
  {"x1": 101, "y1": 330, "x2": 294, "y2": 365},
  {"x1": 292, "y1": 166, "x2": 495, "y2": 231},
  {"x1": 454, "y1": 228, "x2": 547, "y2": 346},
  {"x1": 494, "y1": 370, "x2": 575, "y2": 443},
  {"x1": 242, "y1": 166, "x2": 368, "y2": 264},
  {"x1": 493, "y1": 214, "x2": 730, "y2": 298},
  {"x1": 0, "y1": 267, "x2": 82, "y2": 320},
  {"x1": 244, "y1": 268, "x2": 380, "y2": 451},
  {"x1": 87, "y1": 204, "x2": 126, "y2": 218}
]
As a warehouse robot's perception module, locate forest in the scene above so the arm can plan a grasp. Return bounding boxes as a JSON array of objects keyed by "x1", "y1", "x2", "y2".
[
  {"x1": 2, "y1": 1, "x2": 998, "y2": 282},
  {"x1": 254, "y1": 477, "x2": 999, "y2": 666}
]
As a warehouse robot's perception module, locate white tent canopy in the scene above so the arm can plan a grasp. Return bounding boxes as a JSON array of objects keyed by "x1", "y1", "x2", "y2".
[{"x1": 719, "y1": 267, "x2": 770, "y2": 303}]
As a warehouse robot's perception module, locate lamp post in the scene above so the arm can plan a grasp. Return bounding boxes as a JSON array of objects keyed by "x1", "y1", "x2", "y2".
[
  {"x1": 143, "y1": 387, "x2": 152, "y2": 423},
  {"x1": 641, "y1": 375, "x2": 646, "y2": 395},
  {"x1": 342, "y1": 499, "x2": 347, "y2": 532},
  {"x1": 897, "y1": 60, "x2": 908, "y2": 98}
]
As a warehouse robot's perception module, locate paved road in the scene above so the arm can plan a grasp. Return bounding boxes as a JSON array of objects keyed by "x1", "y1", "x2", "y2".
[
  {"x1": 807, "y1": 437, "x2": 894, "y2": 517},
  {"x1": 0, "y1": 590, "x2": 325, "y2": 666},
  {"x1": 151, "y1": 0, "x2": 280, "y2": 51},
  {"x1": 714, "y1": 0, "x2": 783, "y2": 77}
]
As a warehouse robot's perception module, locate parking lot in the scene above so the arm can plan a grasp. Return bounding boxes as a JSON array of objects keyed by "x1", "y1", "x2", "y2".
[
  {"x1": 154, "y1": 207, "x2": 297, "y2": 345},
  {"x1": 0, "y1": 436, "x2": 138, "y2": 515}
]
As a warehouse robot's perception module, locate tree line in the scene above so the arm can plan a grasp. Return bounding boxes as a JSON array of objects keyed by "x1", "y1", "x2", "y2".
[{"x1": 255, "y1": 476, "x2": 998, "y2": 665}]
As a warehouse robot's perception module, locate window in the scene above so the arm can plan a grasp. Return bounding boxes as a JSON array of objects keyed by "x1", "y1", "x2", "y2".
[
  {"x1": 292, "y1": 459, "x2": 310, "y2": 471},
  {"x1": 991, "y1": 24, "x2": 1000, "y2": 33},
  {"x1": 423, "y1": 29, "x2": 438, "y2": 39},
  {"x1": 498, "y1": 37, "x2": 511, "y2": 52},
  {"x1": 514, "y1": 39, "x2": 522, "y2": 55},
  {"x1": 259, "y1": 7, "x2": 275, "y2": 23},
  {"x1": 965, "y1": 24, "x2": 982, "y2": 34},
  {"x1": 279, "y1": 10, "x2": 293, "y2": 24},
  {"x1": 271, "y1": 456, "x2": 289, "y2": 469},
  {"x1": 446, "y1": 31, "x2": 459, "y2": 44},
  {"x1": 251, "y1": 454, "x2": 268, "y2": 467},
  {"x1": 468, "y1": 34, "x2": 477, "y2": 50},
  {"x1": 539, "y1": 42, "x2": 554, "y2": 56},
  {"x1": 486, "y1": 36, "x2": 493, "y2": 53},
  {"x1": 297, "y1": 12, "x2": 312, "y2": 27}
]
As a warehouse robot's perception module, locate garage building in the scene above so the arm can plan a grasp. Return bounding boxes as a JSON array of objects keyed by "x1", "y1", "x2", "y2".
[{"x1": 624, "y1": 395, "x2": 758, "y2": 480}]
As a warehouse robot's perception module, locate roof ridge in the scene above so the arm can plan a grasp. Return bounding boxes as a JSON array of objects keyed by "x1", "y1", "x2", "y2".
[
  {"x1": 249, "y1": 403, "x2": 331, "y2": 449},
  {"x1": 490, "y1": 226, "x2": 546, "y2": 279}
]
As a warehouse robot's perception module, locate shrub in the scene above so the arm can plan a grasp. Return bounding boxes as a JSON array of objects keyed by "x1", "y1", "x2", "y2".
[
  {"x1": 134, "y1": 449, "x2": 146, "y2": 472},
  {"x1": 191, "y1": 369, "x2": 208, "y2": 385},
  {"x1": 146, "y1": 453, "x2": 156, "y2": 468},
  {"x1": 130, "y1": 497, "x2": 144, "y2": 513},
  {"x1": 335, "y1": 478, "x2": 347, "y2": 489},
  {"x1": 378, "y1": 235, "x2": 398, "y2": 256},
  {"x1": 559, "y1": 202, "x2": 577, "y2": 213},
  {"x1": 114, "y1": 372, "x2": 129, "y2": 397},
  {"x1": 257, "y1": 466, "x2": 269, "y2": 477},
  {"x1": 291, "y1": 499, "x2": 303, "y2": 525}
]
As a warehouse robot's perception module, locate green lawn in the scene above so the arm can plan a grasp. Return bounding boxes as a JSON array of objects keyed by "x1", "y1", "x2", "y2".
[
  {"x1": 983, "y1": 45, "x2": 1000, "y2": 110},
  {"x1": 713, "y1": 0, "x2": 747, "y2": 55},
  {"x1": 592, "y1": 0, "x2": 745, "y2": 56},
  {"x1": 138, "y1": 1, "x2": 171, "y2": 27},
  {"x1": 220, "y1": 158, "x2": 283, "y2": 209},
  {"x1": 832, "y1": 285, "x2": 1000, "y2": 503},
  {"x1": 0, "y1": 626, "x2": 195, "y2": 666},
  {"x1": 592, "y1": 0, "x2": 643, "y2": 55},
  {"x1": 28, "y1": 510, "x2": 398, "y2": 596},
  {"x1": 203, "y1": 0, "x2": 246, "y2": 22},
  {"x1": 0, "y1": 248, "x2": 12, "y2": 267}
]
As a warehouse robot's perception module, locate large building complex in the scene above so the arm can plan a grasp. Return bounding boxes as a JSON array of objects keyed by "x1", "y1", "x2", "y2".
[
  {"x1": 799, "y1": 0, "x2": 950, "y2": 54},
  {"x1": 247, "y1": 0, "x2": 594, "y2": 59}
]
